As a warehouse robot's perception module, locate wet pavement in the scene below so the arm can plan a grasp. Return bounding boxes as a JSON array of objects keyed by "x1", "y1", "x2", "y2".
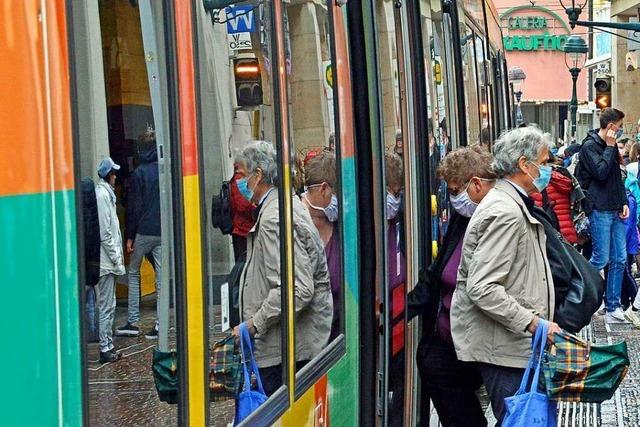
[
  {"x1": 593, "y1": 313, "x2": 640, "y2": 427},
  {"x1": 87, "y1": 295, "x2": 235, "y2": 426}
]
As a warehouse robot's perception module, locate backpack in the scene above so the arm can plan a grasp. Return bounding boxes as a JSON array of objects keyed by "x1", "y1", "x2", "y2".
[
  {"x1": 211, "y1": 178, "x2": 233, "y2": 235},
  {"x1": 81, "y1": 177, "x2": 100, "y2": 286}
]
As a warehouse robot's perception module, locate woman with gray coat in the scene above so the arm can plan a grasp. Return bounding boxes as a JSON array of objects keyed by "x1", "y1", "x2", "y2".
[
  {"x1": 450, "y1": 126, "x2": 561, "y2": 425},
  {"x1": 233, "y1": 140, "x2": 333, "y2": 396}
]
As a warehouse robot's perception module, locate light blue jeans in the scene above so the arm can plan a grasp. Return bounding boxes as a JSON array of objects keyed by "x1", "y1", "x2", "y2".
[
  {"x1": 127, "y1": 234, "x2": 162, "y2": 325},
  {"x1": 589, "y1": 210, "x2": 627, "y2": 312}
]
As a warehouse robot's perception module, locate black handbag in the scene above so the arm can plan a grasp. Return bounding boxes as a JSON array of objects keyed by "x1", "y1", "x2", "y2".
[{"x1": 532, "y1": 207, "x2": 604, "y2": 333}]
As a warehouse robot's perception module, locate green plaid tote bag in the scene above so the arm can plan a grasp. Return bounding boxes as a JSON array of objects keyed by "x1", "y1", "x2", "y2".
[
  {"x1": 209, "y1": 335, "x2": 242, "y2": 401},
  {"x1": 543, "y1": 330, "x2": 629, "y2": 403}
]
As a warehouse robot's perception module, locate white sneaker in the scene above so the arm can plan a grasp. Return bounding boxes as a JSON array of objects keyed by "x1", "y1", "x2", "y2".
[
  {"x1": 624, "y1": 306, "x2": 640, "y2": 328},
  {"x1": 605, "y1": 308, "x2": 628, "y2": 324},
  {"x1": 597, "y1": 302, "x2": 606, "y2": 315}
]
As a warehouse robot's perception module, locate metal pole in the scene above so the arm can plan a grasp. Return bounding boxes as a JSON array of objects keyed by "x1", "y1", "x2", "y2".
[{"x1": 570, "y1": 67, "x2": 580, "y2": 138}]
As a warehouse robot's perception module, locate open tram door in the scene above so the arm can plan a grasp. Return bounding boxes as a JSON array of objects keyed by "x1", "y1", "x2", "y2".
[{"x1": 373, "y1": 0, "x2": 424, "y2": 425}]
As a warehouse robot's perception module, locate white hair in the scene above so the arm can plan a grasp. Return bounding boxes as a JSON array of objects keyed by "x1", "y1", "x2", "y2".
[
  {"x1": 492, "y1": 126, "x2": 550, "y2": 177},
  {"x1": 234, "y1": 140, "x2": 278, "y2": 185}
]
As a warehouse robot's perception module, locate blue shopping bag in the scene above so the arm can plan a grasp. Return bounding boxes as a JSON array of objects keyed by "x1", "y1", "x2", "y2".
[
  {"x1": 503, "y1": 319, "x2": 557, "y2": 427},
  {"x1": 234, "y1": 322, "x2": 268, "y2": 425}
]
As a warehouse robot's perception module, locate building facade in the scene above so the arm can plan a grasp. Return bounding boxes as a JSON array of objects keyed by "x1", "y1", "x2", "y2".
[{"x1": 495, "y1": 0, "x2": 588, "y2": 142}]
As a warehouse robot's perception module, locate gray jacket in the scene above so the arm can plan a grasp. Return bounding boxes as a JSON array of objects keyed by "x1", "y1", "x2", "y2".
[
  {"x1": 240, "y1": 189, "x2": 333, "y2": 367},
  {"x1": 96, "y1": 180, "x2": 125, "y2": 277},
  {"x1": 451, "y1": 180, "x2": 555, "y2": 369}
]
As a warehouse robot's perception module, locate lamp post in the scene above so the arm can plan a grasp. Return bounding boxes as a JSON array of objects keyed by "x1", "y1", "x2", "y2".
[
  {"x1": 560, "y1": 0, "x2": 640, "y2": 31},
  {"x1": 562, "y1": 35, "x2": 588, "y2": 138},
  {"x1": 508, "y1": 66, "x2": 526, "y2": 126}
]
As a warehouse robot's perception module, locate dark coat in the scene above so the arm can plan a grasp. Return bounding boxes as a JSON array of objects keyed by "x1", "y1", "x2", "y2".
[
  {"x1": 126, "y1": 149, "x2": 161, "y2": 239},
  {"x1": 575, "y1": 129, "x2": 627, "y2": 212}
]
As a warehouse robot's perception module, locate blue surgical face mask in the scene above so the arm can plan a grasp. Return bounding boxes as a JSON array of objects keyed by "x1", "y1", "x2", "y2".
[
  {"x1": 237, "y1": 176, "x2": 254, "y2": 201},
  {"x1": 528, "y1": 162, "x2": 552, "y2": 192},
  {"x1": 616, "y1": 128, "x2": 624, "y2": 139}
]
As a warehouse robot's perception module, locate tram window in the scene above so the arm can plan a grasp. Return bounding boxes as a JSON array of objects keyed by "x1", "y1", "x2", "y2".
[
  {"x1": 376, "y1": 0, "x2": 408, "y2": 423},
  {"x1": 193, "y1": 0, "x2": 287, "y2": 421},
  {"x1": 475, "y1": 35, "x2": 492, "y2": 147},
  {"x1": 281, "y1": 0, "x2": 346, "y2": 384},
  {"x1": 420, "y1": 0, "x2": 454, "y2": 248},
  {"x1": 71, "y1": 1, "x2": 179, "y2": 424},
  {"x1": 461, "y1": 27, "x2": 481, "y2": 145}
]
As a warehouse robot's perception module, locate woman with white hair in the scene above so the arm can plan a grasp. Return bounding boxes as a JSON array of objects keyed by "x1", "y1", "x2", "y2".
[
  {"x1": 233, "y1": 140, "x2": 333, "y2": 396},
  {"x1": 450, "y1": 126, "x2": 561, "y2": 425}
]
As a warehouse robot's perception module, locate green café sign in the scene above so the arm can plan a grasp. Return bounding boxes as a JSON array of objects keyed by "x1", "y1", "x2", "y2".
[
  {"x1": 500, "y1": 6, "x2": 571, "y2": 52},
  {"x1": 503, "y1": 34, "x2": 568, "y2": 51}
]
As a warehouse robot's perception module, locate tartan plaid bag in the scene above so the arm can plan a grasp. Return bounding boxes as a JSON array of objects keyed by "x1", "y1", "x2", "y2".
[
  {"x1": 209, "y1": 335, "x2": 242, "y2": 401},
  {"x1": 543, "y1": 330, "x2": 629, "y2": 403}
]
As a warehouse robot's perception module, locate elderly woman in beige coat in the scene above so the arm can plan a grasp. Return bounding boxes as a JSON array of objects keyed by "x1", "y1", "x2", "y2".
[
  {"x1": 450, "y1": 126, "x2": 561, "y2": 425},
  {"x1": 233, "y1": 140, "x2": 333, "y2": 396}
]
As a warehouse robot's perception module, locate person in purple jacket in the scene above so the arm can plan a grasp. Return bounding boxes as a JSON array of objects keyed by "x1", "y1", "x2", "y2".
[
  {"x1": 407, "y1": 146, "x2": 497, "y2": 427},
  {"x1": 301, "y1": 152, "x2": 341, "y2": 340}
]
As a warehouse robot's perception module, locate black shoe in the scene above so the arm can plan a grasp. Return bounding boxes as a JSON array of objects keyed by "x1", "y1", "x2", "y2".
[
  {"x1": 115, "y1": 322, "x2": 140, "y2": 337},
  {"x1": 99, "y1": 349, "x2": 120, "y2": 364},
  {"x1": 145, "y1": 325, "x2": 158, "y2": 340}
]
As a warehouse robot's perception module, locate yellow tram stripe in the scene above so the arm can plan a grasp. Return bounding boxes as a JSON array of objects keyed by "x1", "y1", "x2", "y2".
[{"x1": 183, "y1": 175, "x2": 206, "y2": 425}]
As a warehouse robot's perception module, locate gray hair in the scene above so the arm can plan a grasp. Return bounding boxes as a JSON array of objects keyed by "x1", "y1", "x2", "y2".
[
  {"x1": 234, "y1": 140, "x2": 278, "y2": 185},
  {"x1": 492, "y1": 126, "x2": 550, "y2": 177}
]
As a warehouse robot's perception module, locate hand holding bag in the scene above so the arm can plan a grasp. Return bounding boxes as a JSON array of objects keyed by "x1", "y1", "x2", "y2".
[
  {"x1": 234, "y1": 322, "x2": 268, "y2": 425},
  {"x1": 503, "y1": 319, "x2": 557, "y2": 427},
  {"x1": 543, "y1": 330, "x2": 629, "y2": 403}
]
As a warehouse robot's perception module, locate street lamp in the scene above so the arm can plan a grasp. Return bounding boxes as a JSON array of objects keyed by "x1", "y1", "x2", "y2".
[
  {"x1": 560, "y1": 0, "x2": 640, "y2": 32},
  {"x1": 509, "y1": 66, "x2": 526, "y2": 126},
  {"x1": 563, "y1": 35, "x2": 588, "y2": 138}
]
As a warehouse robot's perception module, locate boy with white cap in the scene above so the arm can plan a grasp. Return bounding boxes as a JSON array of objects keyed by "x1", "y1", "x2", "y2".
[{"x1": 95, "y1": 157, "x2": 125, "y2": 363}]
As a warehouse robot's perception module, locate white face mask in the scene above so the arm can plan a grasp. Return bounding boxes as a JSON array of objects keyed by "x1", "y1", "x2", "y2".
[
  {"x1": 386, "y1": 191, "x2": 401, "y2": 220},
  {"x1": 304, "y1": 192, "x2": 339, "y2": 222},
  {"x1": 450, "y1": 181, "x2": 478, "y2": 218}
]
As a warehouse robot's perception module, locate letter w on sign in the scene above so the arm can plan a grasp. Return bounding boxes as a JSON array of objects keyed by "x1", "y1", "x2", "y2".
[{"x1": 226, "y1": 6, "x2": 255, "y2": 34}]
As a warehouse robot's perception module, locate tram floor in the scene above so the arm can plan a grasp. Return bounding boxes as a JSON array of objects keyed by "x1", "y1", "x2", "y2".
[{"x1": 86, "y1": 295, "x2": 235, "y2": 426}]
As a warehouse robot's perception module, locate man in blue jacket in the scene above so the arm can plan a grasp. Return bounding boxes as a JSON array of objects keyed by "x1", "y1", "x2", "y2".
[
  {"x1": 575, "y1": 108, "x2": 629, "y2": 323},
  {"x1": 116, "y1": 128, "x2": 162, "y2": 339}
]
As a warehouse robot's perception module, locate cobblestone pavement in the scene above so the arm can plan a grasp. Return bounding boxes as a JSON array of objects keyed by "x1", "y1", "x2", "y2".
[
  {"x1": 592, "y1": 313, "x2": 640, "y2": 427},
  {"x1": 87, "y1": 296, "x2": 235, "y2": 426}
]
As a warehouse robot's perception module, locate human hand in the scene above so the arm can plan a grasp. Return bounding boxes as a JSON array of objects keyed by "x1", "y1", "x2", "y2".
[
  {"x1": 620, "y1": 205, "x2": 630, "y2": 220},
  {"x1": 546, "y1": 322, "x2": 562, "y2": 345},
  {"x1": 126, "y1": 239, "x2": 134, "y2": 254},
  {"x1": 605, "y1": 124, "x2": 617, "y2": 147},
  {"x1": 527, "y1": 316, "x2": 562, "y2": 345}
]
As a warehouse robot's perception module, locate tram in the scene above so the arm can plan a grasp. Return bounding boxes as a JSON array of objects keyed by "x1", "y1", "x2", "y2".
[{"x1": 1, "y1": 0, "x2": 510, "y2": 425}]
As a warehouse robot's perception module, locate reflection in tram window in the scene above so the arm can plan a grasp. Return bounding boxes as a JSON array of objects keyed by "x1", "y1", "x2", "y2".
[
  {"x1": 282, "y1": 0, "x2": 345, "y2": 378},
  {"x1": 73, "y1": 1, "x2": 178, "y2": 424},
  {"x1": 193, "y1": 0, "x2": 282, "y2": 421},
  {"x1": 461, "y1": 28, "x2": 481, "y2": 146},
  {"x1": 302, "y1": 152, "x2": 342, "y2": 340},
  {"x1": 234, "y1": 140, "x2": 333, "y2": 393}
]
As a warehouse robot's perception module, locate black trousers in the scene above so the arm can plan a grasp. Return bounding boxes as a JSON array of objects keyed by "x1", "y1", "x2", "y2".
[
  {"x1": 258, "y1": 360, "x2": 309, "y2": 396},
  {"x1": 232, "y1": 234, "x2": 247, "y2": 262},
  {"x1": 417, "y1": 337, "x2": 487, "y2": 427}
]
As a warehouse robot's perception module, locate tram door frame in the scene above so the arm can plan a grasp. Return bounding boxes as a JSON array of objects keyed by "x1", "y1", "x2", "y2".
[{"x1": 374, "y1": 0, "x2": 421, "y2": 424}]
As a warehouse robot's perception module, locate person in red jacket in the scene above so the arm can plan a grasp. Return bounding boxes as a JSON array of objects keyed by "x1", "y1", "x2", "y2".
[
  {"x1": 230, "y1": 162, "x2": 257, "y2": 261},
  {"x1": 531, "y1": 163, "x2": 580, "y2": 244}
]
